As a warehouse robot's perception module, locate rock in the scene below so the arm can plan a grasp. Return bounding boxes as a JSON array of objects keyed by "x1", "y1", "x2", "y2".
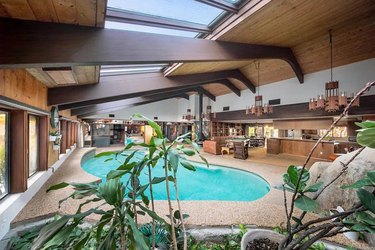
[{"x1": 308, "y1": 147, "x2": 375, "y2": 212}]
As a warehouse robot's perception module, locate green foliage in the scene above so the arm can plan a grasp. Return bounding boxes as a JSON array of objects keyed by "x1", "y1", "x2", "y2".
[
  {"x1": 276, "y1": 165, "x2": 322, "y2": 212},
  {"x1": 355, "y1": 120, "x2": 375, "y2": 148},
  {"x1": 31, "y1": 114, "x2": 208, "y2": 250}
]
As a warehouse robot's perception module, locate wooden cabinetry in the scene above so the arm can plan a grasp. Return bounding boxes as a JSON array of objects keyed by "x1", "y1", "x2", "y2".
[
  {"x1": 233, "y1": 141, "x2": 248, "y2": 159},
  {"x1": 210, "y1": 122, "x2": 245, "y2": 137}
]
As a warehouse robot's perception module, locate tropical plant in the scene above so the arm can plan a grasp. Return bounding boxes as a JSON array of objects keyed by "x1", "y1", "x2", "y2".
[
  {"x1": 30, "y1": 114, "x2": 207, "y2": 250},
  {"x1": 275, "y1": 81, "x2": 375, "y2": 250}
]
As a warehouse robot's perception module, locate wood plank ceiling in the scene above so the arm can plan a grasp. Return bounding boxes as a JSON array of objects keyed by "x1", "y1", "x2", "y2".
[
  {"x1": 169, "y1": 0, "x2": 375, "y2": 96},
  {"x1": 0, "y1": 0, "x2": 106, "y2": 87}
]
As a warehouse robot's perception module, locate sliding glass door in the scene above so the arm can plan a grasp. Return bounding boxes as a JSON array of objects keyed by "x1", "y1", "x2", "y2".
[
  {"x1": 0, "y1": 112, "x2": 8, "y2": 199},
  {"x1": 29, "y1": 115, "x2": 39, "y2": 177}
]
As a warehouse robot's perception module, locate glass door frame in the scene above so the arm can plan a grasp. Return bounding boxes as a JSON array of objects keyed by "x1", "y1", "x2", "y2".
[
  {"x1": 0, "y1": 110, "x2": 9, "y2": 200},
  {"x1": 28, "y1": 114, "x2": 40, "y2": 177}
]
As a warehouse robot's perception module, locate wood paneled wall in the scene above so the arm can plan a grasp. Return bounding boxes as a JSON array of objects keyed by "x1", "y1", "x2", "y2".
[
  {"x1": 0, "y1": 69, "x2": 48, "y2": 110},
  {"x1": 10, "y1": 110, "x2": 28, "y2": 193}
]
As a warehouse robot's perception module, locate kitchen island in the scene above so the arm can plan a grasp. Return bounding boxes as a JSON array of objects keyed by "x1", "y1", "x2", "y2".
[{"x1": 267, "y1": 137, "x2": 334, "y2": 160}]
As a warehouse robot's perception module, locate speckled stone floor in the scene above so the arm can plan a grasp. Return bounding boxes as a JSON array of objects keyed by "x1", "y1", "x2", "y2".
[{"x1": 12, "y1": 147, "x2": 370, "y2": 249}]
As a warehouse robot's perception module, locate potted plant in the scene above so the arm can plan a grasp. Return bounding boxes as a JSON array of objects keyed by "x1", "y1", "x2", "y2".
[
  {"x1": 241, "y1": 81, "x2": 375, "y2": 250},
  {"x1": 49, "y1": 131, "x2": 61, "y2": 142}
]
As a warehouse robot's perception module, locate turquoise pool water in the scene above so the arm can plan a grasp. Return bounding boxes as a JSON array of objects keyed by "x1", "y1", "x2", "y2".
[{"x1": 82, "y1": 152, "x2": 270, "y2": 201}]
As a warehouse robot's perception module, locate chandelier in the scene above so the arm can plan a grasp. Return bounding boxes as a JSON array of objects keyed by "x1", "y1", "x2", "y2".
[
  {"x1": 309, "y1": 30, "x2": 359, "y2": 112},
  {"x1": 202, "y1": 105, "x2": 216, "y2": 121},
  {"x1": 246, "y1": 61, "x2": 273, "y2": 116},
  {"x1": 182, "y1": 109, "x2": 195, "y2": 121}
]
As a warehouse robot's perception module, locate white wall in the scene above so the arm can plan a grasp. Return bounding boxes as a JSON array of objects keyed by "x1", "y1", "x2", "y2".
[
  {"x1": 89, "y1": 58, "x2": 375, "y2": 122},
  {"x1": 88, "y1": 99, "x2": 180, "y2": 121},
  {"x1": 211, "y1": 58, "x2": 375, "y2": 113}
]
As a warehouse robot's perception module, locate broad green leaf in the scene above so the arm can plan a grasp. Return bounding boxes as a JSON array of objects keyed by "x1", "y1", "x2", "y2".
[
  {"x1": 352, "y1": 223, "x2": 375, "y2": 233},
  {"x1": 117, "y1": 162, "x2": 136, "y2": 171},
  {"x1": 106, "y1": 170, "x2": 130, "y2": 180},
  {"x1": 356, "y1": 211, "x2": 375, "y2": 226},
  {"x1": 42, "y1": 221, "x2": 80, "y2": 249},
  {"x1": 274, "y1": 184, "x2": 295, "y2": 193},
  {"x1": 133, "y1": 114, "x2": 163, "y2": 139},
  {"x1": 357, "y1": 189, "x2": 375, "y2": 213},
  {"x1": 151, "y1": 137, "x2": 164, "y2": 147},
  {"x1": 73, "y1": 231, "x2": 91, "y2": 250},
  {"x1": 169, "y1": 151, "x2": 179, "y2": 172},
  {"x1": 125, "y1": 213, "x2": 149, "y2": 250},
  {"x1": 199, "y1": 155, "x2": 209, "y2": 168},
  {"x1": 31, "y1": 216, "x2": 71, "y2": 250},
  {"x1": 304, "y1": 182, "x2": 323, "y2": 193},
  {"x1": 367, "y1": 171, "x2": 375, "y2": 184},
  {"x1": 294, "y1": 195, "x2": 319, "y2": 212},
  {"x1": 355, "y1": 120, "x2": 375, "y2": 129},
  {"x1": 341, "y1": 178, "x2": 373, "y2": 189},
  {"x1": 95, "y1": 151, "x2": 117, "y2": 158},
  {"x1": 181, "y1": 147, "x2": 195, "y2": 156},
  {"x1": 47, "y1": 182, "x2": 69, "y2": 192},
  {"x1": 98, "y1": 179, "x2": 121, "y2": 205},
  {"x1": 180, "y1": 161, "x2": 196, "y2": 171},
  {"x1": 356, "y1": 127, "x2": 375, "y2": 148},
  {"x1": 151, "y1": 176, "x2": 167, "y2": 184}
]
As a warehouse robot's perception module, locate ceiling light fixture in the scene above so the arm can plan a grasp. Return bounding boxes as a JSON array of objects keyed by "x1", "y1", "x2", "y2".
[
  {"x1": 309, "y1": 30, "x2": 359, "y2": 112},
  {"x1": 245, "y1": 61, "x2": 273, "y2": 116}
]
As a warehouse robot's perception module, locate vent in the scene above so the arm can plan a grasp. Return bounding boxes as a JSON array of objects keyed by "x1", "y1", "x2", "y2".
[
  {"x1": 269, "y1": 99, "x2": 281, "y2": 105},
  {"x1": 223, "y1": 106, "x2": 230, "y2": 111},
  {"x1": 154, "y1": 116, "x2": 158, "y2": 120},
  {"x1": 109, "y1": 114, "x2": 115, "y2": 118}
]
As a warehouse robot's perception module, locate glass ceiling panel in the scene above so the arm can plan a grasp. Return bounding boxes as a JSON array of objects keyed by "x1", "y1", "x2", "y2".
[
  {"x1": 100, "y1": 64, "x2": 169, "y2": 76},
  {"x1": 105, "y1": 21, "x2": 198, "y2": 37},
  {"x1": 108, "y1": 0, "x2": 224, "y2": 26}
]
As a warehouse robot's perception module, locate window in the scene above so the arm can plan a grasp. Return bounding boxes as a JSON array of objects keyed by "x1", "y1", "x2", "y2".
[
  {"x1": 28, "y1": 115, "x2": 39, "y2": 177},
  {"x1": 0, "y1": 112, "x2": 8, "y2": 199}
]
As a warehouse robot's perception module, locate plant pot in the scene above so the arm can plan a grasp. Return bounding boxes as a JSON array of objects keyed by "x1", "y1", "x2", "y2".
[
  {"x1": 49, "y1": 135, "x2": 57, "y2": 142},
  {"x1": 53, "y1": 144, "x2": 60, "y2": 151},
  {"x1": 241, "y1": 229, "x2": 284, "y2": 250}
]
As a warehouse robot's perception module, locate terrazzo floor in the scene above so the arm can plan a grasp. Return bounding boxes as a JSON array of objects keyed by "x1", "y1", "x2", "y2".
[{"x1": 11, "y1": 146, "x2": 370, "y2": 249}]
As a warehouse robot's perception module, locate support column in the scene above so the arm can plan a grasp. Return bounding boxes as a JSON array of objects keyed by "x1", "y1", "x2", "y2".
[
  {"x1": 38, "y1": 116, "x2": 48, "y2": 171},
  {"x1": 10, "y1": 110, "x2": 28, "y2": 193},
  {"x1": 60, "y1": 120, "x2": 67, "y2": 153},
  {"x1": 199, "y1": 93, "x2": 203, "y2": 141}
]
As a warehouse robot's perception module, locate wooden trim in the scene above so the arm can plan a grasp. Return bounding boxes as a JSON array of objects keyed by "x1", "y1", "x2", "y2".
[
  {"x1": 10, "y1": 110, "x2": 27, "y2": 193},
  {"x1": 0, "y1": 18, "x2": 303, "y2": 83},
  {"x1": 60, "y1": 120, "x2": 67, "y2": 153},
  {"x1": 38, "y1": 115, "x2": 48, "y2": 171},
  {"x1": 67, "y1": 122, "x2": 72, "y2": 148}
]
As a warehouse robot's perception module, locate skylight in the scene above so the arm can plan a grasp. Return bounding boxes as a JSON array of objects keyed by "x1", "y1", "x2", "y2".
[
  {"x1": 100, "y1": 64, "x2": 169, "y2": 77},
  {"x1": 108, "y1": 0, "x2": 224, "y2": 26},
  {"x1": 105, "y1": 21, "x2": 198, "y2": 38},
  {"x1": 105, "y1": 0, "x2": 247, "y2": 37}
]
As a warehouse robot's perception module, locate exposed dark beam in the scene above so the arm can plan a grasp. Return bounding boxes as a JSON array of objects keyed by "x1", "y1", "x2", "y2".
[
  {"x1": 216, "y1": 79, "x2": 241, "y2": 96},
  {"x1": 0, "y1": 18, "x2": 304, "y2": 83},
  {"x1": 50, "y1": 70, "x2": 252, "y2": 109},
  {"x1": 195, "y1": 0, "x2": 238, "y2": 13},
  {"x1": 196, "y1": 87, "x2": 216, "y2": 101},
  {"x1": 70, "y1": 84, "x2": 213, "y2": 113},
  {"x1": 76, "y1": 93, "x2": 189, "y2": 117},
  {"x1": 106, "y1": 8, "x2": 211, "y2": 34}
]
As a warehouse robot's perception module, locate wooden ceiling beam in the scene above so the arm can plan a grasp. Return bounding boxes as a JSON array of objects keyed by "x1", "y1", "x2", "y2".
[
  {"x1": 74, "y1": 93, "x2": 190, "y2": 117},
  {"x1": 0, "y1": 18, "x2": 303, "y2": 83},
  {"x1": 50, "y1": 70, "x2": 250, "y2": 109},
  {"x1": 196, "y1": 86, "x2": 216, "y2": 101},
  {"x1": 216, "y1": 79, "x2": 241, "y2": 96}
]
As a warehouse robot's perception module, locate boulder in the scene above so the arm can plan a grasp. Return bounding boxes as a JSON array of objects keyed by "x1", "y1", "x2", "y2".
[{"x1": 308, "y1": 147, "x2": 375, "y2": 211}]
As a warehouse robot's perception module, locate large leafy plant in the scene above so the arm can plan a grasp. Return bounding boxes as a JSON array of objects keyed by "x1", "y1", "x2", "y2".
[
  {"x1": 275, "y1": 81, "x2": 375, "y2": 250},
  {"x1": 30, "y1": 114, "x2": 208, "y2": 250}
]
